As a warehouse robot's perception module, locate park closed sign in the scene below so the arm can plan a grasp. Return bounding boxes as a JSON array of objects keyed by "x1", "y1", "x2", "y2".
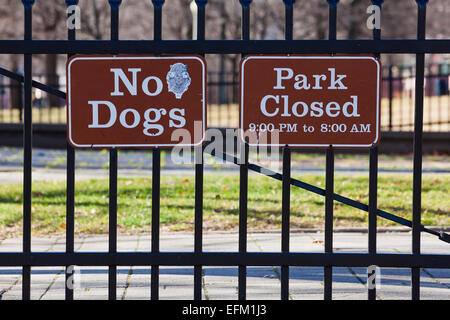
[
  {"x1": 67, "y1": 55, "x2": 206, "y2": 148},
  {"x1": 240, "y1": 55, "x2": 381, "y2": 148}
]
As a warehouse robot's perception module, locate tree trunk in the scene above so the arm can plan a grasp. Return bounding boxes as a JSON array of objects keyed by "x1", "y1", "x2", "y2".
[
  {"x1": 46, "y1": 54, "x2": 60, "y2": 108},
  {"x1": 10, "y1": 54, "x2": 23, "y2": 121}
]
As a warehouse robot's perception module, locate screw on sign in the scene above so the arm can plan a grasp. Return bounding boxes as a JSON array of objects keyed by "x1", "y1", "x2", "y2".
[
  {"x1": 240, "y1": 55, "x2": 381, "y2": 148},
  {"x1": 66, "y1": 55, "x2": 207, "y2": 148}
]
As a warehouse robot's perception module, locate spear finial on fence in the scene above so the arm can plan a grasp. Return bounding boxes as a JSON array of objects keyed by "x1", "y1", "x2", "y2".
[
  {"x1": 239, "y1": 0, "x2": 253, "y2": 9},
  {"x1": 195, "y1": 0, "x2": 208, "y2": 9},
  {"x1": 21, "y1": 0, "x2": 35, "y2": 8},
  {"x1": 108, "y1": 0, "x2": 122, "y2": 9},
  {"x1": 65, "y1": 0, "x2": 79, "y2": 6},
  {"x1": 283, "y1": 0, "x2": 296, "y2": 9},
  {"x1": 370, "y1": 0, "x2": 384, "y2": 6},
  {"x1": 326, "y1": 0, "x2": 339, "y2": 8},
  {"x1": 152, "y1": 0, "x2": 165, "y2": 9},
  {"x1": 415, "y1": 0, "x2": 429, "y2": 8}
]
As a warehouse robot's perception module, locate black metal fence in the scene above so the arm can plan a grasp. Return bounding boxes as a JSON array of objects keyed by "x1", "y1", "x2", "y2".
[
  {"x1": 207, "y1": 64, "x2": 450, "y2": 130},
  {"x1": 1, "y1": 64, "x2": 449, "y2": 131},
  {"x1": 0, "y1": 0, "x2": 449, "y2": 301},
  {"x1": 381, "y1": 63, "x2": 450, "y2": 132}
]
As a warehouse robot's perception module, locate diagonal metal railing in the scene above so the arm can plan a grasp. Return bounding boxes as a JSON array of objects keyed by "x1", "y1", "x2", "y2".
[{"x1": 0, "y1": 65, "x2": 448, "y2": 244}]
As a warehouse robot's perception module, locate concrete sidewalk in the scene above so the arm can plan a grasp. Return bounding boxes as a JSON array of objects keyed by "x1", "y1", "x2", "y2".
[
  {"x1": 0, "y1": 146, "x2": 448, "y2": 184},
  {"x1": 0, "y1": 232, "x2": 448, "y2": 300}
]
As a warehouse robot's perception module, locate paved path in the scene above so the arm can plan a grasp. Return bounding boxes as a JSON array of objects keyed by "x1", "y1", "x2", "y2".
[
  {"x1": 0, "y1": 232, "x2": 448, "y2": 300},
  {"x1": 0, "y1": 147, "x2": 448, "y2": 184}
]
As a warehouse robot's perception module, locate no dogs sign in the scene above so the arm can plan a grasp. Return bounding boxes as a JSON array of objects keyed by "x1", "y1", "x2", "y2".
[
  {"x1": 67, "y1": 55, "x2": 206, "y2": 148},
  {"x1": 240, "y1": 55, "x2": 381, "y2": 148}
]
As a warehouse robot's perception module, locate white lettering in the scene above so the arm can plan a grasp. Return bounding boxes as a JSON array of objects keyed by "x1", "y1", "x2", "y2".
[
  {"x1": 88, "y1": 101, "x2": 117, "y2": 128},
  {"x1": 294, "y1": 74, "x2": 311, "y2": 90},
  {"x1": 328, "y1": 68, "x2": 348, "y2": 90},
  {"x1": 291, "y1": 101, "x2": 308, "y2": 117},
  {"x1": 312, "y1": 74, "x2": 327, "y2": 89},
  {"x1": 119, "y1": 108, "x2": 140, "y2": 128},
  {"x1": 260, "y1": 95, "x2": 280, "y2": 117},
  {"x1": 143, "y1": 108, "x2": 167, "y2": 136},
  {"x1": 142, "y1": 76, "x2": 163, "y2": 96},
  {"x1": 342, "y1": 95, "x2": 360, "y2": 117},
  {"x1": 110, "y1": 68, "x2": 141, "y2": 96},
  {"x1": 169, "y1": 108, "x2": 186, "y2": 128},
  {"x1": 325, "y1": 101, "x2": 341, "y2": 117},
  {"x1": 274, "y1": 68, "x2": 294, "y2": 89}
]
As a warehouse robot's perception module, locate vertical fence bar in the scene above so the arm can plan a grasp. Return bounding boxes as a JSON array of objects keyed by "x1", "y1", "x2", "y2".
[
  {"x1": 239, "y1": 142, "x2": 249, "y2": 301},
  {"x1": 447, "y1": 64, "x2": 450, "y2": 132},
  {"x1": 327, "y1": 0, "x2": 337, "y2": 41},
  {"x1": 194, "y1": 0, "x2": 207, "y2": 301},
  {"x1": 425, "y1": 65, "x2": 431, "y2": 128},
  {"x1": 21, "y1": 0, "x2": 34, "y2": 301},
  {"x1": 437, "y1": 65, "x2": 443, "y2": 131},
  {"x1": 324, "y1": 147, "x2": 334, "y2": 301},
  {"x1": 153, "y1": 0, "x2": 163, "y2": 41},
  {"x1": 0, "y1": 82, "x2": 2, "y2": 123},
  {"x1": 65, "y1": 0, "x2": 78, "y2": 301},
  {"x1": 108, "y1": 149, "x2": 118, "y2": 300},
  {"x1": 324, "y1": 0, "x2": 338, "y2": 301},
  {"x1": 283, "y1": 0, "x2": 295, "y2": 41},
  {"x1": 151, "y1": 148, "x2": 161, "y2": 300},
  {"x1": 368, "y1": 0, "x2": 383, "y2": 301},
  {"x1": 368, "y1": 146, "x2": 378, "y2": 300},
  {"x1": 151, "y1": 0, "x2": 164, "y2": 301},
  {"x1": 281, "y1": 146, "x2": 291, "y2": 300},
  {"x1": 194, "y1": 146, "x2": 204, "y2": 300},
  {"x1": 108, "y1": 0, "x2": 121, "y2": 301},
  {"x1": 412, "y1": 0, "x2": 427, "y2": 301},
  {"x1": 388, "y1": 64, "x2": 393, "y2": 131},
  {"x1": 240, "y1": 0, "x2": 252, "y2": 41},
  {"x1": 238, "y1": 0, "x2": 252, "y2": 301},
  {"x1": 281, "y1": 0, "x2": 295, "y2": 301},
  {"x1": 397, "y1": 67, "x2": 403, "y2": 131}
]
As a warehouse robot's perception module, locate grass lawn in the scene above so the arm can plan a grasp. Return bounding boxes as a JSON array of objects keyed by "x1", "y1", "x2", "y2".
[{"x1": 0, "y1": 174, "x2": 448, "y2": 236}]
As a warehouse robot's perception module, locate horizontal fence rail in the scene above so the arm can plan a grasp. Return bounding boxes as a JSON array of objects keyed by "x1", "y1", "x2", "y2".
[
  {"x1": 0, "y1": 39, "x2": 450, "y2": 54},
  {"x1": 0, "y1": 0, "x2": 448, "y2": 301},
  {"x1": 0, "y1": 252, "x2": 449, "y2": 269}
]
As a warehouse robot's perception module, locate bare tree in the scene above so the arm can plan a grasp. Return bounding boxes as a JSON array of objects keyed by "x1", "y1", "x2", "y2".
[
  {"x1": 0, "y1": 0, "x2": 24, "y2": 116},
  {"x1": 162, "y1": 0, "x2": 193, "y2": 40},
  {"x1": 79, "y1": 0, "x2": 110, "y2": 40},
  {"x1": 0, "y1": 0, "x2": 448, "y2": 75},
  {"x1": 33, "y1": 1, "x2": 66, "y2": 108}
]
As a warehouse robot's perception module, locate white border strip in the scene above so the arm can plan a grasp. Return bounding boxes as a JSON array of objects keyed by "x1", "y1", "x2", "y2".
[
  {"x1": 67, "y1": 56, "x2": 206, "y2": 148},
  {"x1": 240, "y1": 56, "x2": 381, "y2": 148}
]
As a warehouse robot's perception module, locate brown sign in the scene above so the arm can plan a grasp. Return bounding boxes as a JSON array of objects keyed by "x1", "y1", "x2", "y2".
[
  {"x1": 67, "y1": 55, "x2": 206, "y2": 148},
  {"x1": 240, "y1": 55, "x2": 381, "y2": 148}
]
